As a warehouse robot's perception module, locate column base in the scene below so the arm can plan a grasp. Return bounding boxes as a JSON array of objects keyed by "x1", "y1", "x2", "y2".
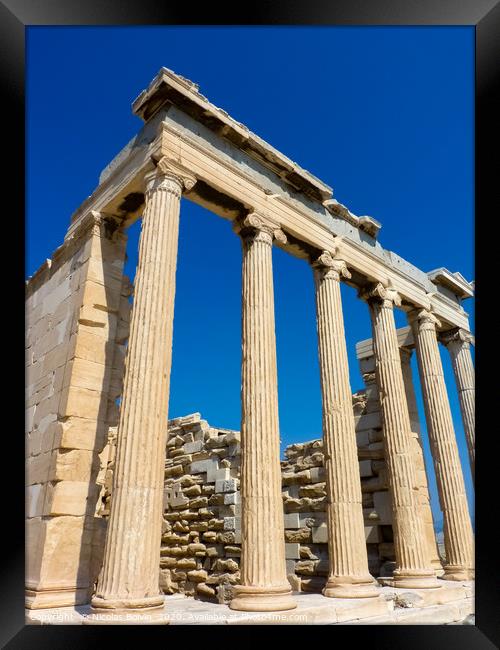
[
  {"x1": 85, "y1": 594, "x2": 168, "y2": 625},
  {"x1": 323, "y1": 575, "x2": 380, "y2": 599},
  {"x1": 431, "y1": 559, "x2": 444, "y2": 574},
  {"x1": 25, "y1": 586, "x2": 90, "y2": 609},
  {"x1": 442, "y1": 565, "x2": 474, "y2": 581},
  {"x1": 230, "y1": 583, "x2": 297, "y2": 612},
  {"x1": 392, "y1": 569, "x2": 441, "y2": 590}
]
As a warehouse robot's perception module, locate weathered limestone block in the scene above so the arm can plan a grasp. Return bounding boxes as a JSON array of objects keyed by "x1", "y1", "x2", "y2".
[
  {"x1": 45, "y1": 481, "x2": 99, "y2": 517},
  {"x1": 183, "y1": 484, "x2": 202, "y2": 497},
  {"x1": 215, "y1": 478, "x2": 238, "y2": 493},
  {"x1": 196, "y1": 583, "x2": 216, "y2": 598},
  {"x1": 285, "y1": 543, "x2": 301, "y2": 560},
  {"x1": 188, "y1": 570, "x2": 208, "y2": 583},
  {"x1": 188, "y1": 543, "x2": 206, "y2": 554},
  {"x1": 161, "y1": 546, "x2": 188, "y2": 557},
  {"x1": 166, "y1": 435, "x2": 184, "y2": 448},
  {"x1": 171, "y1": 571, "x2": 187, "y2": 583},
  {"x1": 309, "y1": 467, "x2": 326, "y2": 483},
  {"x1": 298, "y1": 483, "x2": 326, "y2": 498},
  {"x1": 26, "y1": 515, "x2": 93, "y2": 609},
  {"x1": 162, "y1": 533, "x2": 190, "y2": 544},
  {"x1": 165, "y1": 465, "x2": 184, "y2": 479},
  {"x1": 225, "y1": 546, "x2": 241, "y2": 556},
  {"x1": 283, "y1": 513, "x2": 300, "y2": 529},
  {"x1": 295, "y1": 560, "x2": 317, "y2": 576},
  {"x1": 51, "y1": 449, "x2": 97, "y2": 483},
  {"x1": 212, "y1": 558, "x2": 239, "y2": 573},
  {"x1": 311, "y1": 523, "x2": 328, "y2": 544},
  {"x1": 282, "y1": 470, "x2": 311, "y2": 485},
  {"x1": 285, "y1": 528, "x2": 312, "y2": 543},
  {"x1": 176, "y1": 558, "x2": 198, "y2": 570},
  {"x1": 189, "y1": 496, "x2": 209, "y2": 508}
]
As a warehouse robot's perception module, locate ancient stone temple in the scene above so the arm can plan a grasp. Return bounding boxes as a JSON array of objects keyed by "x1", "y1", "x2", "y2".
[{"x1": 25, "y1": 68, "x2": 475, "y2": 625}]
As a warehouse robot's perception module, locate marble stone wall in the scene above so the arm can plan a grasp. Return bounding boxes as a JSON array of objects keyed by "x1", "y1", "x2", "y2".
[{"x1": 25, "y1": 214, "x2": 130, "y2": 608}]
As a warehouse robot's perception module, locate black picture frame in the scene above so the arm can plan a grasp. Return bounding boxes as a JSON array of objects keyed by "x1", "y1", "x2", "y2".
[{"x1": 7, "y1": 1, "x2": 498, "y2": 646}]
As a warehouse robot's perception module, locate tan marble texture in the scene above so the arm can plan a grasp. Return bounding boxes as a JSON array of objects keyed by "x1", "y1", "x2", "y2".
[
  {"x1": 230, "y1": 214, "x2": 296, "y2": 612},
  {"x1": 410, "y1": 311, "x2": 474, "y2": 581},
  {"x1": 362, "y1": 284, "x2": 439, "y2": 590},
  {"x1": 91, "y1": 160, "x2": 195, "y2": 615},
  {"x1": 313, "y1": 251, "x2": 379, "y2": 599}
]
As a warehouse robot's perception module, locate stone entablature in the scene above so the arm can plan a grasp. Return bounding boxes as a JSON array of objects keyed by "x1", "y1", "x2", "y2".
[{"x1": 64, "y1": 67, "x2": 472, "y2": 333}]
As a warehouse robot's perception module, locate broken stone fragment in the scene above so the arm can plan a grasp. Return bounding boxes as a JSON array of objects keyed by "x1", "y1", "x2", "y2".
[
  {"x1": 176, "y1": 558, "x2": 198, "y2": 570},
  {"x1": 285, "y1": 528, "x2": 312, "y2": 543},
  {"x1": 393, "y1": 592, "x2": 424, "y2": 609},
  {"x1": 187, "y1": 543, "x2": 206, "y2": 554},
  {"x1": 211, "y1": 558, "x2": 239, "y2": 573},
  {"x1": 196, "y1": 583, "x2": 216, "y2": 598}
]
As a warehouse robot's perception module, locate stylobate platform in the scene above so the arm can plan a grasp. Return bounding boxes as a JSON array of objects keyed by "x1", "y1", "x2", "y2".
[{"x1": 26, "y1": 581, "x2": 473, "y2": 626}]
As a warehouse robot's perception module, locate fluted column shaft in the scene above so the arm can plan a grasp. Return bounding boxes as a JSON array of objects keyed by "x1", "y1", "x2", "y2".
[
  {"x1": 362, "y1": 284, "x2": 438, "y2": 589},
  {"x1": 410, "y1": 311, "x2": 474, "y2": 580},
  {"x1": 91, "y1": 160, "x2": 195, "y2": 614},
  {"x1": 399, "y1": 348, "x2": 442, "y2": 571},
  {"x1": 441, "y1": 329, "x2": 475, "y2": 483},
  {"x1": 230, "y1": 213, "x2": 296, "y2": 612},
  {"x1": 313, "y1": 252, "x2": 378, "y2": 598}
]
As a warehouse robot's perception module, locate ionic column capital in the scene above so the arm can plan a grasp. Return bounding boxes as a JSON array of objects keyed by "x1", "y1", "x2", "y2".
[
  {"x1": 408, "y1": 308, "x2": 441, "y2": 330},
  {"x1": 439, "y1": 327, "x2": 474, "y2": 348},
  {"x1": 312, "y1": 250, "x2": 351, "y2": 282},
  {"x1": 233, "y1": 212, "x2": 287, "y2": 246},
  {"x1": 144, "y1": 156, "x2": 197, "y2": 196},
  {"x1": 359, "y1": 282, "x2": 402, "y2": 308}
]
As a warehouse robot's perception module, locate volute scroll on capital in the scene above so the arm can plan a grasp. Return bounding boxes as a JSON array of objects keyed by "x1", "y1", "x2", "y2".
[
  {"x1": 233, "y1": 212, "x2": 287, "y2": 246},
  {"x1": 439, "y1": 327, "x2": 474, "y2": 348},
  {"x1": 408, "y1": 307, "x2": 442, "y2": 329},
  {"x1": 312, "y1": 249, "x2": 352, "y2": 282},
  {"x1": 144, "y1": 156, "x2": 197, "y2": 195},
  {"x1": 358, "y1": 281, "x2": 402, "y2": 308}
]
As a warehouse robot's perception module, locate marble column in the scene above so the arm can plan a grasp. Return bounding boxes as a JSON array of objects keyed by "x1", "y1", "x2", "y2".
[
  {"x1": 313, "y1": 251, "x2": 379, "y2": 598},
  {"x1": 399, "y1": 347, "x2": 442, "y2": 572},
  {"x1": 360, "y1": 284, "x2": 439, "y2": 589},
  {"x1": 230, "y1": 213, "x2": 296, "y2": 612},
  {"x1": 90, "y1": 158, "x2": 196, "y2": 619},
  {"x1": 440, "y1": 328, "x2": 475, "y2": 483},
  {"x1": 409, "y1": 310, "x2": 474, "y2": 581}
]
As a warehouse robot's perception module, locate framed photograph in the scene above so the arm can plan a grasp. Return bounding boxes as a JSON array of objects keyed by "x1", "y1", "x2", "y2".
[{"x1": 10, "y1": 0, "x2": 498, "y2": 645}]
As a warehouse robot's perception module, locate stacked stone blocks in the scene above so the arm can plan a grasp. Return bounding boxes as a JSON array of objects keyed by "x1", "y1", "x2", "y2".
[
  {"x1": 160, "y1": 414, "x2": 242, "y2": 603},
  {"x1": 25, "y1": 213, "x2": 130, "y2": 608},
  {"x1": 155, "y1": 366, "x2": 400, "y2": 603}
]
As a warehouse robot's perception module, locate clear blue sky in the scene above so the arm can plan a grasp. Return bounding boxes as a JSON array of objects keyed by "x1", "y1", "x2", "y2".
[{"x1": 26, "y1": 26, "x2": 474, "y2": 527}]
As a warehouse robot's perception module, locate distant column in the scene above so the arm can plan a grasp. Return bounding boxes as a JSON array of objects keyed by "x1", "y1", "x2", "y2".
[
  {"x1": 360, "y1": 284, "x2": 439, "y2": 589},
  {"x1": 90, "y1": 158, "x2": 196, "y2": 620},
  {"x1": 399, "y1": 347, "x2": 442, "y2": 572},
  {"x1": 313, "y1": 251, "x2": 379, "y2": 598},
  {"x1": 230, "y1": 213, "x2": 296, "y2": 612},
  {"x1": 440, "y1": 328, "x2": 475, "y2": 483},
  {"x1": 409, "y1": 309, "x2": 474, "y2": 581}
]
